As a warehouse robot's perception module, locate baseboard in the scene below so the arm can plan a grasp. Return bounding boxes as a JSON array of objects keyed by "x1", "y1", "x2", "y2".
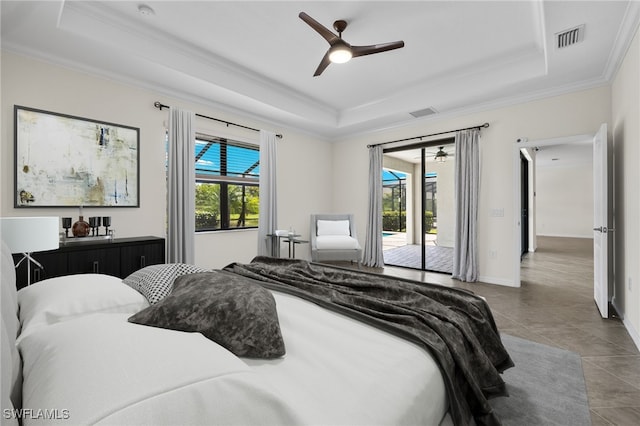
[
  {"x1": 622, "y1": 317, "x2": 640, "y2": 352},
  {"x1": 478, "y1": 275, "x2": 519, "y2": 287},
  {"x1": 611, "y1": 298, "x2": 640, "y2": 351},
  {"x1": 536, "y1": 233, "x2": 593, "y2": 239}
]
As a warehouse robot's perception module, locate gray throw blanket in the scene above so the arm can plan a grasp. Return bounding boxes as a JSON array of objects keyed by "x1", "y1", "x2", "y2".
[{"x1": 224, "y1": 256, "x2": 514, "y2": 426}]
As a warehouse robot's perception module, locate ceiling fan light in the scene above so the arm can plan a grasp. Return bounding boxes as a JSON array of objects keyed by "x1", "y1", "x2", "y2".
[
  {"x1": 434, "y1": 147, "x2": 447, "y2": 162},
  {"x1": 329, "y1": 46, "x2": 352, "y2": 63}
]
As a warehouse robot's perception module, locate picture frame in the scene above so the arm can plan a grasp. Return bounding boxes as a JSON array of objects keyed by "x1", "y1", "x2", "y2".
[{"x1": 14, "y1": 105, "x2": 140, "y2": 208}]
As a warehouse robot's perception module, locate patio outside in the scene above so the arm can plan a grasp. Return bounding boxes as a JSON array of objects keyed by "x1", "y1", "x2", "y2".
[{"x1": 382, "y1": 168, "x2": 453, "y2": 273}]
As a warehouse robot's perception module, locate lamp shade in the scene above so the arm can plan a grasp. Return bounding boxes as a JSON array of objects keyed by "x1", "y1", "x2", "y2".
[{"x1": 0, "y1": 216, "x2": 59, "y2": 254}]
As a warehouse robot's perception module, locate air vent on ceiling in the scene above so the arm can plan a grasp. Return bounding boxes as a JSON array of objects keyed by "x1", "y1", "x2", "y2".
[
  {"x1": 556, "y1": 25, "x2": 585, "y2": 49},
  {"x1": 409, "y1": 107, "x2": 437, "y2": 118}
]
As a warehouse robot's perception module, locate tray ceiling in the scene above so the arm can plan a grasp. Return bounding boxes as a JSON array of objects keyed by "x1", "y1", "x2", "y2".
[{"x1": 1, "y1": 1, "x2": 638, "y2": 140}]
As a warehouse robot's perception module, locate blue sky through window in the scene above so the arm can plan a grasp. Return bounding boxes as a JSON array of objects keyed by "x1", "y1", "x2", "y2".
[
  {"x1": 382, "y1": 170, "x2": 437, "y2": 181},
  {"x1": 195, "y1": 139, "x2": 259, "y2": 177}
]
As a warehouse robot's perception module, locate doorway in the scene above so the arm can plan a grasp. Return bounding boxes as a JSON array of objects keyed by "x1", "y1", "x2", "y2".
[
  {"x1": 512, "y1": 132, "x2": 603, "y2": 290},
  {"x1": 382, "y1": 139, "x2": 455, "y2": 273},
  {"x1": 520, "y1": 151, "x2": 529, "y2": 259}
]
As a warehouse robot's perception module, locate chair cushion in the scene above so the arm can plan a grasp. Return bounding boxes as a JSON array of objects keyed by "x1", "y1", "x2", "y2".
[
  {"x1": 317, "y1": 220, "x2": 350, "y2": 236},
  {"x1": 316, "y1": 235, "x2": 360, "y2": 250}
]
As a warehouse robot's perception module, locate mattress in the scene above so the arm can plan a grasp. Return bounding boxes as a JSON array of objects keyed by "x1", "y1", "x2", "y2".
[{"x1": 14, "y1": 274, "x2": 448, "y2": 425}]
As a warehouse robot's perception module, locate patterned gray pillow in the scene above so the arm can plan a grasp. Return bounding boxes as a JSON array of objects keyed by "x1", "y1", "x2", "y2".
[
  {"x1": 128, "y1": 271, "x2": 285, "y2": 359},
  {"x1": 123, "y1": 263, "x2": 209, "y2": 304}
]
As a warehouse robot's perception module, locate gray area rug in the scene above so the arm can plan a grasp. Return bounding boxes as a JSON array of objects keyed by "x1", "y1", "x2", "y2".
[{"x1": 494, "y1": 334, "x2": 591, "y2": 426}]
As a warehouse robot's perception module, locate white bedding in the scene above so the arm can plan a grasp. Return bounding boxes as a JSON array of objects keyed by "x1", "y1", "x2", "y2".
[
  {"x1": 19, "y1": 314, "x2": 302, "y2": 425},
  {"x1": 16, "y1": 276, "x2": 448, "y2": 425},
  {"x1": 247, "y1": 292, "x2": 447, "y2": 425}
]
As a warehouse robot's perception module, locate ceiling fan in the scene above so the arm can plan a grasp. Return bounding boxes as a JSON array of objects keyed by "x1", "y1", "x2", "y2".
[
  {"x1": 434, "y1": 147, "x2": 449, "y2": 162},
  {"x1": 298, "y1": 12, "x2": 405, "y2": 76},
  {"x1": 413, "y1": 146, "x2": 455, "y2": 162}
]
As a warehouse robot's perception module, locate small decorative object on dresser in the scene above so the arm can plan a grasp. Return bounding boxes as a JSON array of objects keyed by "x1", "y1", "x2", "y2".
[
  {"x1": 102, "y1": 216, "x2": 112, "y2": 236},
  {"x1": 61, "y1": 217, "x2": 72, "y2": 237},
  {"x1": 72, "y1": 206, "x2": 90, "y2": 237}
]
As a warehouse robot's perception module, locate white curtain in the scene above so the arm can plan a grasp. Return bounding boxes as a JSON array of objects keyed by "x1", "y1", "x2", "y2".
[
  {"x1": 363, "y1": 145, "x2": 385, "y2": 267},
  {"x1": 167, "y1": 107, "x2": 195, "y2": 264},
  {"x1": 257, "y1": 130, "x2": 278, "y2": 256},
  {"x1": 452, "y1": 129, "x2": 480, "y2": 281}
]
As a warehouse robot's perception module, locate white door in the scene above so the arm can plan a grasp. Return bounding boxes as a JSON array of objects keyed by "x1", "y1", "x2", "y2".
[{"x1": 593, "y1": 123, "x2": 609, "y2": 318}]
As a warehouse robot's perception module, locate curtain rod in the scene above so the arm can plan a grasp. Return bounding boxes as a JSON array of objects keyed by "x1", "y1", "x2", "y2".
[
  {"x1": 153, "y1": 102, "x2": 283, "y2": 139},
  {"x1": 367, "y1": 122, "x2": 489, "y2": 148}
]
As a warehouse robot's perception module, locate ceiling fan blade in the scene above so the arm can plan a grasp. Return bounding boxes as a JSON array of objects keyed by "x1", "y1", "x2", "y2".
[
  {"x1": 351, "y1": 40, "x2": 405, "y2": 58},
  {"x1": 313, "y1": 50, "x2": 332, "y2": 76},
  {"x1": 299, "y1": 12, "x2": 339, "y2": 44}
]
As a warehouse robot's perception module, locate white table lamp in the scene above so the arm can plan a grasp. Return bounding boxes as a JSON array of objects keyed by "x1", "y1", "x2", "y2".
[{"x1": 0, "y1": 216, "x2": 60, "y2": 285}]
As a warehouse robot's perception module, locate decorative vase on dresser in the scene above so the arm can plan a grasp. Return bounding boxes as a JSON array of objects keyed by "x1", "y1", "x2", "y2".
[{"x1": 72, "y1": 206, "x2": 90, "y2": 237}]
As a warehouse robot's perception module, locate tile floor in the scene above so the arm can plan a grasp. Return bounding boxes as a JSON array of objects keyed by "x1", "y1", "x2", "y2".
[
  {"x1": 352, "y1": 236, "x2": 640, "y2": 425},
  {"x1": 383, "y1": 244, "x2": 454, "y2": 273}
]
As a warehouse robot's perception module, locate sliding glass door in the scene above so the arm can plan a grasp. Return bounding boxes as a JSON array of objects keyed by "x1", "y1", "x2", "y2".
[{"x1": 382, "y1": 140, "x2": 454, "y2": 273}]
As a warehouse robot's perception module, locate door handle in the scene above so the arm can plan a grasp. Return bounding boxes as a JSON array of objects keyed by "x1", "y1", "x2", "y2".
[{"x1": 593, "y1": 226, "x2": 615, "y2": 233}]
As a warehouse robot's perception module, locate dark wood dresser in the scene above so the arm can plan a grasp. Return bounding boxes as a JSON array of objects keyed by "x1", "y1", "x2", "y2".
[{"x1": 13, "y1": 236, "x2": 165, "y2": 289}]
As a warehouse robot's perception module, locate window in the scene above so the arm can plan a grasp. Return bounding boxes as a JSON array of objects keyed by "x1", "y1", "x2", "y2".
[{"x1": 194, "y1": 134, "x2": 260, "y2": 231}]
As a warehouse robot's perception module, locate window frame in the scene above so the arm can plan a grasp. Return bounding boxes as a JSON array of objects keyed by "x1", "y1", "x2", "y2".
[{"x1": 195, "y1": 133, "x2": 260, "y2": 232}]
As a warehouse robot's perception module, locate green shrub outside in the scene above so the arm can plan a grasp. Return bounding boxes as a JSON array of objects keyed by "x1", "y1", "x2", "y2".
[
  {"x1": 196, "y1": 211, "x2": 218, "y2": 230},
  {"x1": 424, "y1": 211, "x2": 434, "y2": 232},
  {"x1": 382, "y1": 211, "x2": 434, "y2": 233},
  {"x1": 383, "y1": 212, "x2": 405, "y2": 232}
]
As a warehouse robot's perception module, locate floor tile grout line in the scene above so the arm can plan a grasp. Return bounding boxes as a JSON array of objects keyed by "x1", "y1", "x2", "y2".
[
  {"x1": 590, "y1": 408, "x2": 616, "y2": 425},
  {"x1": 582, "y1": 357, "x2": 640, "y2": 392}
]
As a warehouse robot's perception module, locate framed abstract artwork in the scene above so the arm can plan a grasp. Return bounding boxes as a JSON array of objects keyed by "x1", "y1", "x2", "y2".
[{"x1": 14, "y1": 105, "x2": 140, "y2": 207}]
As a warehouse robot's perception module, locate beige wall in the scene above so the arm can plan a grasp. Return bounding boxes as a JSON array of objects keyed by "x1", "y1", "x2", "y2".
[
  {"x1": 0, "y1": 51, "x2": 333, "y2": 269},
  {"x1": 428, "y1": 160, "x2": 455, "y2": 248},
  {"x1": 612, "y1": 24, "x2": 640, "y2": 347},
  {"x1": 1, "y1": 53, "x2": 168, "y2": 241},
  {"x1": 536, "y1": 161, "x2": 594, "y2": 238},
  {"x1": 410, "y1": 160, "x2": 455, "y2": 248},
  {"x1": 333, "y1": 85, "x2": 611, "y2": 286}
]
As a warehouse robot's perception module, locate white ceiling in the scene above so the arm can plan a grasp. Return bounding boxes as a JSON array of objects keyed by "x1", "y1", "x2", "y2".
[{"x1": 2, "y1": 1, "x2": 639, "y2": 140}]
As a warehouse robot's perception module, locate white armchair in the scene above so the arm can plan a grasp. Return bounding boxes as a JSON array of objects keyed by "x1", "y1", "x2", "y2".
[{"x1": 310, "y1": 214, "x2": 362, "y2": 267}]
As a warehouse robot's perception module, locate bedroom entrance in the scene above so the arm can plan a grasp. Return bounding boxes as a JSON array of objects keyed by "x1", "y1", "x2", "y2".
[
  {"x1": 382, "y1": 139, "x2": 455, "y2": 274},
  {"x1": 513, "y1": 125, "x2": 612, "y2": 318}
]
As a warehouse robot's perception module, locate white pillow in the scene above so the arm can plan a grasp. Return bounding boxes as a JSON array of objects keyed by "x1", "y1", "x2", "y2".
[
  {"x1": 17, "y1": 274, "x2": 149, "y2": 339},
  {"x1": 316, "y1": 220, "x2": 351, "y2": 236}
]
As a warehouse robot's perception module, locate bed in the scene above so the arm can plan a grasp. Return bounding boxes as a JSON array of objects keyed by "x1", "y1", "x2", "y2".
[{"x1": 1, "y1": 240, "x2": 513, "y2": 426}]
